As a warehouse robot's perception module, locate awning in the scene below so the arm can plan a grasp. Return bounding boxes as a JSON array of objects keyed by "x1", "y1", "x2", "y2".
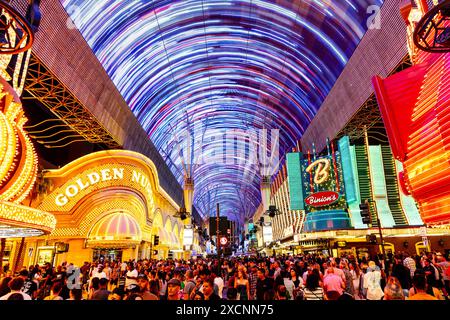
[{"x1": 87, "y1": 212, "x2": 141, "y2": 248}]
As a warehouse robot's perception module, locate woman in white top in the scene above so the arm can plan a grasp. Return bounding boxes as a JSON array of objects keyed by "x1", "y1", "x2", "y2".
[
  {"x1": 213, "y1": 273, "x2": 224, "y2": 298},
  {"x1": 282, "y1": 270, "x2": 295, "y2": 300},
  {"x1": 349, "y1": 262, "x2": 362, "y2": 299},
  {"x1": 363, "y1": 261, "x2": 384, "y2": 300}
]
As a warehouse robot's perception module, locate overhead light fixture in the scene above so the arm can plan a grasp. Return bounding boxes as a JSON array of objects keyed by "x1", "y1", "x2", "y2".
[
  {"x1": 413, "y1": 1, "x2": 450, "y2": 53},
  {"x1": 175, "y1": 206, "x2": 189, "y2": 221},
  {"x1": 265, "y1": 205, "x2": 281, "y2": 218}
]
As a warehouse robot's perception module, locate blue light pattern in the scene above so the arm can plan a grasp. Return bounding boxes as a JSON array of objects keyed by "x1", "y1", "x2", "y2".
[{"x1": 62, "y1": 0, "x2": 383, "y2": 222}]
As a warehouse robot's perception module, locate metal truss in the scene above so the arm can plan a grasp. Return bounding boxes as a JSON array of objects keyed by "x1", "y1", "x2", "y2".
[
  {"x1": 336, "y1": 55, "x2": 413, "y2": 143},
  {"x1": 389, "y1": 54, "x2": 414, "y2": 75},
  {"x1": 336, "y1": 94, "x2": 382, "y2": 142},
  {"x1": 22, "y1": 54, "x2": 121, "y2": 149}
]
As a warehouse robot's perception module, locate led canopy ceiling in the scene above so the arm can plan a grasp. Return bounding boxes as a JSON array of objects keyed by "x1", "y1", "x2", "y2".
[{"x1": 62, "y1": 0, "x2": 383, "y2": 222}]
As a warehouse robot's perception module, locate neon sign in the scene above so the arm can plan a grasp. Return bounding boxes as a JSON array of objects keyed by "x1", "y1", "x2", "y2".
[
  {"x1": 305, "y1": 159, "x2": 331, "y2": 185},
  {"x1": 54, "y1": 167, "x2": 152, "y2": 207},
  {"x1": 305, "y1": 191, "x2": 340, "y2": 207}
]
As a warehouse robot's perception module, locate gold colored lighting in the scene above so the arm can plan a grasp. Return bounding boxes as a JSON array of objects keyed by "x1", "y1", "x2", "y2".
[
  {"x1": 0, "y1": 81, "x2": 38, "y2": 203},
  {"x1": 40, "y1": 150, "x2": 180, "y2": 211},
  {"x1": 0, "y1": 201, "x2": 56, "y2": 234}
]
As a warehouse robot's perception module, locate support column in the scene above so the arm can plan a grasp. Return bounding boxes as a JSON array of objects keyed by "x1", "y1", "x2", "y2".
[{"x1": 13, "y1": 238, "x2": 26, "y2": 273}]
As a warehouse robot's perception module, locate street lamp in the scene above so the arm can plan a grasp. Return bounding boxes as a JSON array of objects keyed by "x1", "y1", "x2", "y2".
[
  {"x1": 266, "y1": 205, "x2": 281, "y2": 218},
  {"x1": 174, "y1": 206, "x2": 190, "y2": 221}
]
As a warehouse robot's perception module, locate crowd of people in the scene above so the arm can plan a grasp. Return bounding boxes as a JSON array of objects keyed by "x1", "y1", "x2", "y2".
[{"x1": 0, "y1": 250, "x2": 448, "y2": 301}]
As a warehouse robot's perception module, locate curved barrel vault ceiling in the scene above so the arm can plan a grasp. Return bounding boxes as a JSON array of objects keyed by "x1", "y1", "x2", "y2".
[{"x1": 62, "y1": 0, "x2": 383, "y2": 223}]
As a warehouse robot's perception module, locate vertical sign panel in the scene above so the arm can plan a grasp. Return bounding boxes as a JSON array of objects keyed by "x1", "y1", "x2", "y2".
[
  {"x1": 368, "y1": 145, "x2": 395, "y2": 228},
  {"x1": 286, "y1": 152, "x2": 305, "y2": 210},
  {"x1": 338, "y1": 136, "x2": 357, "y2": 203}
]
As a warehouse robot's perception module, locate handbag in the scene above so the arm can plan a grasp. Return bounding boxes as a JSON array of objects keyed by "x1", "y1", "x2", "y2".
[{"x1": 293, "y1": 287, "x2": 304, "y2": 300}]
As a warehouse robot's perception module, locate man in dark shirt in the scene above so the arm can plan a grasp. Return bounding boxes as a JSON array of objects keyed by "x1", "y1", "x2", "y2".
[
  {"x1": 19, "y1": 270, "x2": 38, "y2": 299},
  {"x1": 202, "y1": 279, "x2": 221, "y2": 301},
  {"x1": 423, "y1": 259, "x2": 439, "y2": 290},
  {"x1": 391, "y1": 255, "x2": 411, "y2": 297},
  {"x1": 42, "y1": 263, "x2": 54, "y2": 284},
  {"x1": 38, "y1": 262, "x2": 54, "y2": 298},
  {"x1": 256, "y1": 268, "x2": 274, "y2": 300},
  {"x1": 92, "y1": 278, "x2": 110, "y2": 300},
  {"x1": 80, "y1": 262, "x2": 90, "y2": 287}
]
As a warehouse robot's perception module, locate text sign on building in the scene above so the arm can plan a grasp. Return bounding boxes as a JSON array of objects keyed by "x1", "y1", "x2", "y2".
[
  {"x1": 287, "y1": 139, "x2": 353, "y2": 233},
  {"x1": 51, "y1": 166, "x2": 153, "y2": 208},
  {"x1": 336, "y1": 241, "x2": 347, "y2": 248},
  {"x1": 305, "y1": 191, "x2": 340, "y2": 207},
  {"x1": 303, "y1": 152, "x2": 345, "y2": 213},
  {"x1": 306, "y1": 159, "x2": 331, "y2": 185},
  {"x1": 263, "y1": 224, "x2": 273, "y2": 244},
  {"x1": 283, "y1": 225, "x2": 294, "y2": 238},
  {"x1": 286, "y1": 152, "x2": 305, "y2": 210},
  {"x1": 183, "y1": 226, "x2": 194, "y2": 246}
]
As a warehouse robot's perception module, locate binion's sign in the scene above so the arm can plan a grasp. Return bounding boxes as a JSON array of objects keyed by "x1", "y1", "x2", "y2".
[{"x1": 305, "y1": 191, "x2": 340, "y2": 207}]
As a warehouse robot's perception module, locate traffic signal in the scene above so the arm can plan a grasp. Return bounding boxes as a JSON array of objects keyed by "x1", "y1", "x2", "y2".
[
  {"x1": 153, "y1": 235, "x2": 159, "y2": 246},
  {"x1": 178, "y1": 206, "x2": 188, "y2": 220},
  {"x1": 366, "y1": 234, "x2": 377, "y2": 244},
  {"x1": 359, "y1": 202, "x2": 371, "y2": 225},
  {"x1": 268, "y1": 205, "x2": 278, "y2": 218},
  {"x1": 259, "y1": 216, "x2": 264, "y2": 226},
  {"x1": 168, "y1": 251, "x2": 173, "y2": 259}
]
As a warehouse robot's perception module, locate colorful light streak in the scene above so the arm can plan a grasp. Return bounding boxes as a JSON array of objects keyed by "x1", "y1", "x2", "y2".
[{"x1": 62, "y1": 0, "x2": 382, "y2": 218}]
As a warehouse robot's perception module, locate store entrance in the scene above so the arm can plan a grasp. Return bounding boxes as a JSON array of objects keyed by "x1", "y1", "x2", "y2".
[
  {"x1": 93, "y1": 249, "x2": 123, "y2": 263},
  {"x1": 1, "y1": 242, "x2": 14, "y2": 272}
]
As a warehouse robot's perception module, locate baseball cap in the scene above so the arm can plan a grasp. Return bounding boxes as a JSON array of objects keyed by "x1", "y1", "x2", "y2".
[
  {"x1": 167, "y1": 278, "x2": 181, "y2": 286},
  {"x1": 127, "y1": 284, "x2": 140, "y2": 292}
]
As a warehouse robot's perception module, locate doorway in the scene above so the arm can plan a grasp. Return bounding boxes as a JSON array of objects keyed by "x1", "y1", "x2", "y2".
[{"x1": 93, "y1": 249, "x2": 123, "y2": 263}]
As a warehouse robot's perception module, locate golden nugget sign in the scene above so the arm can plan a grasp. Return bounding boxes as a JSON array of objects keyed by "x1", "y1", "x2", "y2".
[{"x1": 54, "y1": 167, "x2": 152, "y2": 207}]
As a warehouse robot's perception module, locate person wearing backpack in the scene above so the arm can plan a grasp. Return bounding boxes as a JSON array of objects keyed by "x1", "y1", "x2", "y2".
[{"x1": 183, "y1": 270, "x2": 196, "y2": 300}]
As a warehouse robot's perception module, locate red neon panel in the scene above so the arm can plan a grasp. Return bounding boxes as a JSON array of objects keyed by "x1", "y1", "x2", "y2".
[
  {"x1": 372, "y1": 64, "x2": 427, "y2": 162},
  {"x1": 373, "y1": 50, "x2": 450, "y2": 225}
]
